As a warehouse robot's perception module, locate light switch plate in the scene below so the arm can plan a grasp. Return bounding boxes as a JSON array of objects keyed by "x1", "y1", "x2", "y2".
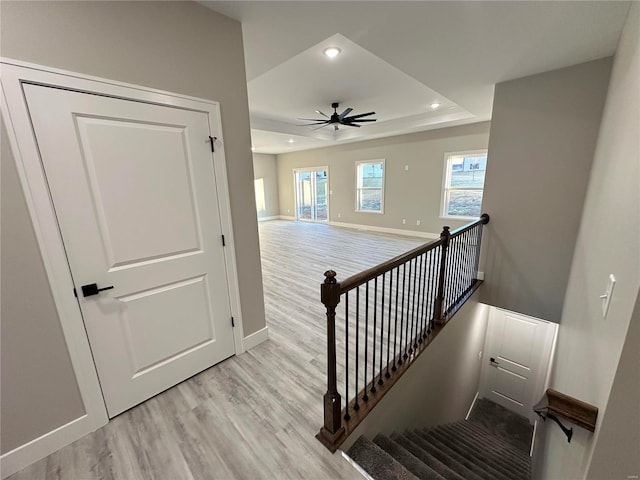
[{"x1": 602, "y1": 274, "x2": 616, "y2": 319}]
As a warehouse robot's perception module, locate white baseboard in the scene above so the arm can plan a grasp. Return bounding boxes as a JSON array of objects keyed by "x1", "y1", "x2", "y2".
[
  {"x1": 257, "y1": 215, "x2": 280, "y2": 222},
  {"x1": 477, "y1": 271, "x2": 485, "y2": 280},
  {"x1": 466, "y1": 391, "x2": 480, "y2": 420},
  {"x1": 328, "y1": 221, "x2": 439, "y2": 240},
  {"x1": 242, "y1": 326, "x2": 269, "y2": 351},
  {"x1": 1, "y1": 414, "x2": 93, "y2": 478},
  {"x1": 278, "y1": 215, "x2": 296, "y2": 221}
]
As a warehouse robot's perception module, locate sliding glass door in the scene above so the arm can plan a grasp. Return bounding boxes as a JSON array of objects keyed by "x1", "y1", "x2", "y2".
[{"x1": 294, "y1": 168, "x2": 328, "y2": 222}]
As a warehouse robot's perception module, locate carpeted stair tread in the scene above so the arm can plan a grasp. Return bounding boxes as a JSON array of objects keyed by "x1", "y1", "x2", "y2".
[
  {"x1": 442, "y1": 422, "x2": 531, "y2": 473},
  {"x1": 455, "y1": 419, "x2": 532, "y2": 460},
  {"x1": 373, "y1": 434, "x2": 446, "y2": 480},
  {"x1": 424, "y1": 425, "x2": 527, "y2": 480},
  {"x1": 417, "y1": 429, "x2": 513, "y2": 480},
  {"x1": 392, "y1": 434, "x2": 466, "y2": 480},
  {"x1": 404, "y1": 431, "x2": 486, "y2": 480},
  {"x1": 467, "y1": 398, "x2": 533, "y2": 453},
  {"x1": 347, "y1": 435, "x2": 419, "y2": 480},
  {"x1": 440, "y1": 424, "x2": 530, "y2": 475}
]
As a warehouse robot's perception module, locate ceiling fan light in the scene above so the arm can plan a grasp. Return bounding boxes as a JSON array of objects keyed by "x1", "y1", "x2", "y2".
[
  {"x1": 288, "y1": 138, "x2": 295, "y2": 144},
  {"x1": 323, "y1": 47, "x2": 341, "y2": 59}
]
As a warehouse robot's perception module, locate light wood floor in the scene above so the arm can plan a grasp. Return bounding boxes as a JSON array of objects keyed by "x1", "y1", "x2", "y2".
[{"x1": 9, "y1": 220, "x2": 426, "y2": 480}]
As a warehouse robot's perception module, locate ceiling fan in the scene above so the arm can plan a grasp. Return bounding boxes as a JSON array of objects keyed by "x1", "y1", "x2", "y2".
[{"x1": 299, "y1": 102, "x2": 376, "y2": 131}]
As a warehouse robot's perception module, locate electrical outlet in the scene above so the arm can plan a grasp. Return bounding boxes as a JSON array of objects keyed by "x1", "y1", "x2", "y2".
[
  {"x1": 405, "y1": 165, "x2": 409, "y2": 171},
  {"x1": 416, "y1": 220, "x2": 421, "y2": 226},
  {"x1": 287, "y1": 209, "x2": 290, "y2": 213},
  {"x1": 338, "y1": 213, "x2": 341, "y2": 219},
  {"x1": 402, "y1": 219, "x2": 406, "y2": 225}
]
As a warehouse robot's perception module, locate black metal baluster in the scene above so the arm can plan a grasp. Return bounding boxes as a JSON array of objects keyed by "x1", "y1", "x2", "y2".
[
  {"x1": 429, "y1": 247, "x2": 437, "y2": 331},
  {"x1": 386, "y1": 268, "x2": 394, "y2": 378},
  {"x1": 371, "y1": 277, "x2": 378, "y2": 394},
  {"x1": 378, "y1": 273, "x2": 385, "y2": 385},
  {"x1": 397, "y1": 264, "x2": 406, "y2": 366},
  {"x1": 411, "y1": 256, "x2": 419, "y2": 350},
  {"x1": 344, "y1": 292, "x2": 350, "y2": 421},
  {"x1": 401, "y1": 262, "x2": 409, "y2": 361},
  {"x1": 420, "y1": 252, "x2": 428, "y2": 340},
  {"x1": 363, "y1": 281, "x2": 369, "y2": 402},
  {"x1": 354, "y1": 287, "x2": 360, "y2": 411},
  {"x1": 392, "y1": 265, "x2": 404, "y2": 372}
]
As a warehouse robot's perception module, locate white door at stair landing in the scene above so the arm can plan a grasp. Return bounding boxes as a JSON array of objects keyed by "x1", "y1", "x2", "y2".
[
  {"x1": 23, "y1": 83, "x2": 236, "y2": 417},
  {"x1": 479, "y1": 308, "x2": 557, "y2": 421}
]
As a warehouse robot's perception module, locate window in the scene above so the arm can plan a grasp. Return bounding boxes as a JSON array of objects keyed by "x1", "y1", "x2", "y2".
[
  {"x1": 254, "y1": 178, "x2": 266, "y2": 213},
  {"x1": 356, "y1": 160, "x2": 385, "y2": 213},
  {"x1": 441, "y1": 151, "x2": 488, "y2": 218}
]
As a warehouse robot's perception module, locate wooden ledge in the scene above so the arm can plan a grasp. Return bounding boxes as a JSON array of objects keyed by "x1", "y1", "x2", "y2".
[{"x1": 546, "y1": 388, "x2": 598, "y2": 432}]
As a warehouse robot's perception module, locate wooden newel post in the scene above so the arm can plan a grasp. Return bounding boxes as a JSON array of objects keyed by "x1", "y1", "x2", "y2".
[
  {"x1": 433, "y1": 226, "x2": 451, "y2": 325},
  {"x1": 318, "y1": 270, "x2": 345, "y2": 448}
]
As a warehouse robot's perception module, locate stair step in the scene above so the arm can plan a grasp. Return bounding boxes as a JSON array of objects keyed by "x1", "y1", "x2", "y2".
[
  {"x1": 404, "y1": 431, "x2": 485, "y2": 480},
  {"x1": 373, "y1": 434, "x2": 446, "y2": 480},
  {"x1": 392, "y1": 434, "x2": 466, "y2": 480},
  {"x1": 417, "y1": 429, "x2": 514, "y2": 480},
  {"x1": 443, "y1": 422, "x2": 531, "y2": 473},
  {"x1": 424, "y1": 425, "x2": 527, "y2": 480},
  {"x1": 347, "y1": 435, "x2": 419, "y2": 480}
]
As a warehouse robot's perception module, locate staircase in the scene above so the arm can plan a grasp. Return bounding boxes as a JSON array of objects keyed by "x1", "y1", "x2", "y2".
[{"x1": 347, "y1": 419, "x2": 531, "y2": 480}]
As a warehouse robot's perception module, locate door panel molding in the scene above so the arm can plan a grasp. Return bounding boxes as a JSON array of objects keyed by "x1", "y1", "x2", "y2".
[{"x1": 0, "y1": 58, "x2": 245, "y2": 475}]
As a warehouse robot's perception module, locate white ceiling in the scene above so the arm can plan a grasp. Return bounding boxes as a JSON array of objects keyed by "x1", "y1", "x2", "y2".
[{"x1": 203, "y1": 1, "x2": 630, "y2": 154}]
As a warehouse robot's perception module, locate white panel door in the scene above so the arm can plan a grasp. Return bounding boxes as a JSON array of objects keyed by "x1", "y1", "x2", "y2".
[
  {"x1": 479, "y1": 308, "x2": 557, "y2": 420},
  {"x1": 23, "y1": 83, "x2": 236, "y2": 417}
]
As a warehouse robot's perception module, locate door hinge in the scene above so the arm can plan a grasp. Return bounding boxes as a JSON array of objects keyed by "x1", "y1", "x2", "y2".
[
  {"x1": 231, "y1": 316, "x2": 235, "y2": 328},
  {"x1": 209, "y1": 136, "x2": 217, "y2": 153},
  {"x1": 221, "y1": 234, "x2": 226, "y2": 246},
  {"x1": 73, "y1": 288, "x2": 77, "y2": 298}
]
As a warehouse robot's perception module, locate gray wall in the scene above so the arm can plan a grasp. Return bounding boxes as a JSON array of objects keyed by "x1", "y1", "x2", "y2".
[
  {"x1": 342, "y1": 291, "x2": 489, "y2": 450},
  {"x1": 481, "y1": 58, "x2": 612, "y2": 322},
  {"x1": 1, "y1": 0, "x2": 264, "y2": 454},
  {"x1": 277, "y1": 122, "x2": 491, "y2": 235},
  {"x1": 252, "y1": 153, "x2": 280, "y2": 219},
  {"x1": 1, "y1": 119, "x2": 86, "y2": 454},
  {"x1": 534, "y1": 5, "x2": 639, "y2": 479}
]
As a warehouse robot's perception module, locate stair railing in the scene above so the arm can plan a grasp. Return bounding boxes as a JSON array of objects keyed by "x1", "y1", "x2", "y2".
[{"x1": 317, "y1": 214, "x2": 490, "y2": 452}]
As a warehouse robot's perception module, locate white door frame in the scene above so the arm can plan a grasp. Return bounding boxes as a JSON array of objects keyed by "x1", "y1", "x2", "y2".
[{"x1": 0, "y1": 59, "x2": 246, "y2": 475}]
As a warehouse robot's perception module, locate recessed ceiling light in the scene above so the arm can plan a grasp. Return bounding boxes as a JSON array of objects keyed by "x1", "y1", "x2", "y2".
[
  {"x1": 430, "y1": 102, "x2": 441, "y2": 110},
  {"x1": 323, "y1": 47, "x2": 341, "y2": 59},
  {"x1": 288, "y1": 138, "x2": 295, "y2": 144}
]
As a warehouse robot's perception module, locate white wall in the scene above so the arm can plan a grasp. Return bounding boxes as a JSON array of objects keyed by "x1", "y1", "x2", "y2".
[
  {"x1": 535, "y1": 4, "x2": 639, "y2": 479},
  {"x1": 481, "y1": 58, "x2": 613, "y2": 323}
]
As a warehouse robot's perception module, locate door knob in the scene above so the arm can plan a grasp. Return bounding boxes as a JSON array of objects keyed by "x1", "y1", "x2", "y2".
[
  {"x1": 81, "y1": 283, "x2": 114, "y2": 297},
  {"x1": 490, "y1": 357, "x2": 500, "y2": 366}
]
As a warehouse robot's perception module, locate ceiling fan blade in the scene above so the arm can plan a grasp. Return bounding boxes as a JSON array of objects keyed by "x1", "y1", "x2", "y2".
[
  {"x1": 344, "y1": 112, "x2": 376, "y2": 121},
  {"x1": 339, "y1": 107, "x2": 353, "y2": 120},
  {"x1": 350, "y1": 118, "x2": 377, "y2": 123},
  {"x1": 315, "y1": 110, "x2": 330, "y2": 118},
  {"x1": 313, "y1": 123, "x2": 331, "y2": 130},
  {"x1": 341, "y1": 123, "x2": 361, "y2": 127},
  {"x1": 297, "y1": 118, "x2": 328, "y2": 122},
  {"x1": 297, "y1": 121, "x2": 330, "y2": 126}
]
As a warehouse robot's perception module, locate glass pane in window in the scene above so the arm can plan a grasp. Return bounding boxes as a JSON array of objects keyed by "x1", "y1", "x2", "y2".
[
  {"x1": 254, "y1": 178, "x2": 266, "y2": 212},
  {"x1": 315, "y1": 171, "x2": 328, "y2": 221},
  {"x1": 359, "y1": 189, "x2": 382, "y2": 211},
  {"x1": 449, "y1": 155, "x2": 487, "y2": 188},
  {"x1": 447, "y1": 190, "x2": 483, "y2": 217}
]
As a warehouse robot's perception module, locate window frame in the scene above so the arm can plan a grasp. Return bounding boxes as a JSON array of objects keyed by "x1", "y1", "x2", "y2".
[
  {"x1": 440, "y1": 149, "x2": 488, "y2": 220},
  {"x1": 355, "y1": 159, "x2": 385, "y2": 214}
]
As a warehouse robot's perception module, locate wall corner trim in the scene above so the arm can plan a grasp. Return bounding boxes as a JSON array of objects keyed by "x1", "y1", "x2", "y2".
[{"x1": 242, "y1": 326, "x2": 269, "y2": 351}]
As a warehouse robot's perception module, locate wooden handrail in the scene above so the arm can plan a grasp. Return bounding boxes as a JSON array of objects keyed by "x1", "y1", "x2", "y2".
[{"x1": 339, "y1": 214, "x2": 489, "y2": 294}]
